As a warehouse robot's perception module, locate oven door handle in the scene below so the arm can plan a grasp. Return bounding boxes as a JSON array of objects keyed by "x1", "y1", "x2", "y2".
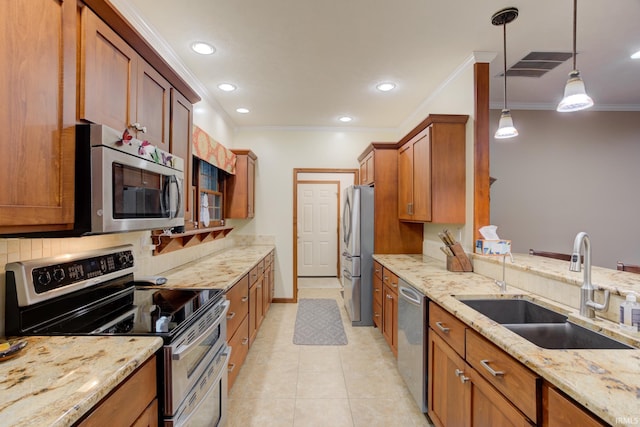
[
  {"x1": 172, "y1": 300, "x2": 230, "y2": 361},
  {"x1": 176, "y1": 347, "x2": 231, "y2": 427}
]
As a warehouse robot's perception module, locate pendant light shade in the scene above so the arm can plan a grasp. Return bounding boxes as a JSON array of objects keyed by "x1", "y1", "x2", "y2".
[
  {"x1": 557, "y1": 0, "x2": 593, "y2": 112},
  {"x1": 495, "y1": 109, "x2": 519, "y2": 139},
  {"x1": 492, "y1": 7, "x2": 519, "y2": 140}
]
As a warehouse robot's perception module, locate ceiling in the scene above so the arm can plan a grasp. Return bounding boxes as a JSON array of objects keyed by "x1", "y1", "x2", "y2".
[{"x1": 117, "y1": 0, "x2": 640, "y2": 129}]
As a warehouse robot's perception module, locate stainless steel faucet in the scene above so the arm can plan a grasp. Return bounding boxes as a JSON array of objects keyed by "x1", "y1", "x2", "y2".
[{"x1": 569, "y1": 232, "x2": 610, "y2": 318}]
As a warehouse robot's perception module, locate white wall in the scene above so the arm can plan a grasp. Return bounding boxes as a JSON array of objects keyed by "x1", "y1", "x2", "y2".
[
  {"x1": 490, "y1": 109, "x2": 640, "y2": 269},
  {"x1": 230, "y1": 128, "x2": 396, "y2": 299}
]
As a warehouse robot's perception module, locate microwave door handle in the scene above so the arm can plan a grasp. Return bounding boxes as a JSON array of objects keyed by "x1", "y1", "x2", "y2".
[
  {"x1": 172, "y1": 300, "x2": 230, "y2": 360},
  {"x1": 170, "y1": 175, "x2": 182, "y2": 219}
]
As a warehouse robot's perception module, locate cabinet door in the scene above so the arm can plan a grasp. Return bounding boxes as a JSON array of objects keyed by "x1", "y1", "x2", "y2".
[
  {"x1": 137, "y1": 60, "x2": 171, "y2": 149},
  {"x1": 170, "y1": 89, "x2": 194, "y2": 227},
  {"x1": 0, "y1": 0, "x2": 76, "y2": 232},
  {"x1": 263, "y1": 263, "x2": 271, "y2": 315},
  {"x1": 249, "y1": 283, "x2": 258, "y2": 346},
  {"x1": 542, "y1": 385, "x2": 605, "y2": 427},
  {"x1": 255, "y1": 275, "x2": 264, "y2": 330},
  {"x1": 397, "y1": 142, "x2": 413, "y2": 220},
  {"x1": 226, "y1": 150, "x2": 257, "y2": 219},
  {"x1": 80, "y1": 6, "x2": 136, "y2": 133},
  {"x1": 359, "y1": 159, "x2": 367, "y2": 184},
  {"x1": 428, "y1": 330, "x2": 469, "y2": 427},
  {"x1": 366, "y1": 152, "x2": 375, "y2": 184},
  {"x1": 382, "y1": 283, "x2": 398, "y2": 356},
  {"x1": 247, "y1": 155, "x2": 256, "y2": 218},
  {"x1": 411, "y1": 129, "x2": 431, "y2": 221}
]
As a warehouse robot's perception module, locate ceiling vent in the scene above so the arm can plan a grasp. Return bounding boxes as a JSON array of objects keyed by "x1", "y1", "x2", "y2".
[{"x1": 497, "y1": 52, "x2": 574, "y2": 78}]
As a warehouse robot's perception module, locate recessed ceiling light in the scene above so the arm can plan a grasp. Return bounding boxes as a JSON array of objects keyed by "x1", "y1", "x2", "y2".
[
  {"x1": 191, "y1": 42, "x2": 215, "y2": 55},
  {"x1": 236, "y1": 108, "x2": 250, "y2": 114},
  {"x1": 339, "y1": 116, "x2": 352, "y2": 123},
  {"x1": 218, "y1": 83, "x2": 237, "y2": 92},
  {"x1": 631, "y1": 50, "x2": 640, "y2": 59},
  {"x1": 376, "y1": 82, "x2": 396, "y2": 92}
]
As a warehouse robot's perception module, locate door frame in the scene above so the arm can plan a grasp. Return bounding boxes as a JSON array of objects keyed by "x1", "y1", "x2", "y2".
[
  {"x1": 291, "y1": 168, "x2": 358, "y2": 303},
  {"x1": 296, "y1": 180, "x2": 341, "y2": 278}
]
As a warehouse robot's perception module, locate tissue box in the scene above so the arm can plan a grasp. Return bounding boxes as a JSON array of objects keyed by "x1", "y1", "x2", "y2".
[{"x1": 475, "y1": 239, "x2": 511, "y2": 255}]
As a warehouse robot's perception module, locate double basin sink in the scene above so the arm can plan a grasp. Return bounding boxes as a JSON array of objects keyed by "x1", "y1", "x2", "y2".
[{"x1": 458, "y1": 297, "x2": 633, "y2": 350}]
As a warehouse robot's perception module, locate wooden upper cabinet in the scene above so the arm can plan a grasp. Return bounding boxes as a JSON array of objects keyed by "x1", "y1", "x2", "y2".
[
  {"x1": 0, "y1": 0, "x2": 76, "y2": 234},
  {"x1": 397, "y1": 115, "x2": 468, "y2": 224},
  {"x1": 170, "y1": 89, "x2": 194, "y2": 227},
  {"x1": 226, "y1": 150, "x2": 257, "y2": 219},
  {"x1": 79, "y1": 6, "x2": 170, "y2": 149},
  {"x1": 359, "y1": 151, "x2": 374, "y2": 185}
]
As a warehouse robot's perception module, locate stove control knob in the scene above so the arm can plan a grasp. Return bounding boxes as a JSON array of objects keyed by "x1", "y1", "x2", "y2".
[
  {"x1": 118, "y1": 252, "x2": 133, "y2": 267},
  {"x1": 53, "y1": 268, "x2": 65, "y2": 282},
  {"x1": 36, "y1": 271, "x2": 52, "y2": 287}
]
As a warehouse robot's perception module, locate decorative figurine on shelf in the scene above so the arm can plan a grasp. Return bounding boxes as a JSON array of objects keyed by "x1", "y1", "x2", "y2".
[{"x1": 200, "y1": 194, "x2": 210, "y2": 227}]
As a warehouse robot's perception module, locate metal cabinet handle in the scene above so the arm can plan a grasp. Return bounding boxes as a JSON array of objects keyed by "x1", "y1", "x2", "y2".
[
  {"x1": 480, "y1": 360, "x2": 505, "y2": 377},
  {"x1": 374, "y1": 313, "x2": 381, "y2": 318},
  {"x1": 455, "y1": 369, "x2": 469, "y2": 383},
  {"x1": 383, "y1": 275, "x2": 389, "y2": 283},
  {"x1": 386, "y1": 294, "x2": 393, "y2": 299},
  {"x1": 228, "y1": 363, "x2": 236, "y2": 373},
  {"x1": 375, "y1": 288, "x2": 381, "y2": 292},
  {"x1": 391, "y1": 281, "x2": 398, "y2": 288},
  {"x1": 227, "y1": 311, "x2": 236, "y2": 320},
  {"x1": 242, "y1": 337, "x2": 249, "y2": 345},
  {"x1": 241, "y1": 296, "x2": 249, "y2": 302},
  {"x1": 129, "y1": 122, "x2": 147, "y2": 133},
  {"x1": 435, "y1": 321, "x2": 450, "y2": 333}
]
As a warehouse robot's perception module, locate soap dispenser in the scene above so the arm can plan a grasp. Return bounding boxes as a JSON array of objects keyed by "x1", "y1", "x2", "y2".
[{"x1": 620, "y1": 292, "x2": 640, "y2": 332}]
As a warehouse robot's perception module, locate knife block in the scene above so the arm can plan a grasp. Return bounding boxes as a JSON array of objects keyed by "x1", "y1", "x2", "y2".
[{"x1": 446, "y1": 243, "x2": 473, "y2": 272}]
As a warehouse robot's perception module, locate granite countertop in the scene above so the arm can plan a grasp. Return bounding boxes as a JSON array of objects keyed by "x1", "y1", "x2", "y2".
[
  {"x1": 154, "y1": 245, "x2": 275, "y2": 291},
  {"x1": 0, "y1": 335, "x2": 162, "y2": 427},
  {"x1": 374, "y1": 253, "x2": 640, "y2": 427}
]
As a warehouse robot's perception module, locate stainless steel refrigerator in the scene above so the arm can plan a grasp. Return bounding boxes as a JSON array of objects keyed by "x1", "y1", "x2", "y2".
[{"x1": 341, "y1": 185, "x2": 374, "y2": 326}]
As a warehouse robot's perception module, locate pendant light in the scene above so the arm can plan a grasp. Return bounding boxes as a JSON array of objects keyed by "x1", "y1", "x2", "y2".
[
  {"x1": 557, "y1": 0, "x2": 593, "y2": 112},
  {"x1": 492, "y1": 7, "x2": 519, "y2": 139}
]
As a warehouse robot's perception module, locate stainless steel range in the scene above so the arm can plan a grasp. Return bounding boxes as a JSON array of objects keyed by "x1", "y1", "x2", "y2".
[{"x1": 5, "y1": 245, "x2": 229, "y2": 427}]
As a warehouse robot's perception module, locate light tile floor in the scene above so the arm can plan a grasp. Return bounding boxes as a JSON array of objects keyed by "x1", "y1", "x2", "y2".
[
  {"x1": 297, "y1": 277, "x2": 342, "y2": 289},
  {"x1": 228, "y1": 287, "x2": 434, "y2": 427}
]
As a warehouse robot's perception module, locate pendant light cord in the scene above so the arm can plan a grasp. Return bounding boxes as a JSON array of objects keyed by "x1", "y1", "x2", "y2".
[
  {"x1": 572, "y1": 0, "x2": 577, "y2": 70},
  {"x1": 503, "y1": 21, "x2": 507, "y2": 109}
]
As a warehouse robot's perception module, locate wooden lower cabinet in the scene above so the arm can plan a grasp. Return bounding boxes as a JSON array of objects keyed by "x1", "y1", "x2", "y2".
[
  {"x1": 77, "y1": 356, "x2": 157, "y2": 426},
  {"x1": 227, "y1": 315, "x2": 250, "y2": 390},
  {"x1": 372, "y1": 267, "x2": 383, "y2": 329},
  {"x1": 542, "y1": 385, "x2": 606, "y2": 427}
]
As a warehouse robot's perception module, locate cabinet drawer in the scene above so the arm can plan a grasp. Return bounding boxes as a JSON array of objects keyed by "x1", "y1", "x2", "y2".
[
  {"x1": 228, "y1": 314, "x2": 250, "y2": 391},
  {"x1": 226, "y1": 275, "x2": 249, "y2": 338},
  {"x1": 429, "y1": 302, "x2": 466, "y2": 357},
  {"x1": 373, "y1": 274, "x2": 383, "y2": 307},
  {"x1": 373, "y1": 260, "x2": 383, "y2": 280},
  {"x1": 542, "y1": 385, "x2": 605, "y2": 427},
  {"x1": 382, "y1": 268, "x2": 399, "y2": 292},
  {"x1": 249, "y1": 265, "x2": 260, "y2": 286},
  {"x1": 466, "y1": 329, "x2": 539, "y2": 423}
]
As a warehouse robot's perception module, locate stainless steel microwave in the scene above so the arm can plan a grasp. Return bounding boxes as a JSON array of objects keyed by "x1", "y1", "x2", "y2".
[{"x1": 74, "y1": 124, "x2": 185, "y2": 234}]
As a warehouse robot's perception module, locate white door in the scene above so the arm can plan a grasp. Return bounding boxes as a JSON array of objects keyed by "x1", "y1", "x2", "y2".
[{"x1": 297, "y1": 182, "x2": 339, "y2": 276}]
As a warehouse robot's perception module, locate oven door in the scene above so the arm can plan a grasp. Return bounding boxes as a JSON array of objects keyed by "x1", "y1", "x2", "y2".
[
  {"x1": 92, "y1": 144, "x2": 184, "y2": 233},
  {"x1": 165, "y1": 345, "x2": 230, "y2": 427},
  {"x1": 163, "y1": 299, "x2": 230, "y2": 417}
]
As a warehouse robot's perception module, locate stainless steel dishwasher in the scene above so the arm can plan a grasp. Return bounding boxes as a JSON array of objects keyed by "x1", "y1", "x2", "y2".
[{"x1": 397, "y1": 279, "x2": 428, "y2": 412}]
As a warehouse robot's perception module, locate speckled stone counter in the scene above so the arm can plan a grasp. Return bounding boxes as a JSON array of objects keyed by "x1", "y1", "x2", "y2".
[
  {"x1": 0, "y1": 335, "x2": 162, "y2": 427},
  {"x1": 154, "y1": 245, "x2": 275, "y2": 290},
  {"x1": 374, "y1": 253, "x2": 640, "y2": 427}
]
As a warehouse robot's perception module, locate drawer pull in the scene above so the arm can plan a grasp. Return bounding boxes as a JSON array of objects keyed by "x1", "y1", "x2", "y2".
[
  {"x1": 391, "y1": 281, "x2": 398, "y2": 288},
  {"x1": 242, "y1": 337, "x2": 249, "y2": 345},
  {"x1": 375, "y1": 288, "x2": 381, "y2": 292},
  {"x1": 480, "y1": 359, "x2": 505, "y2": 377},
  {"x1": 383, "y1": 275, "x2": 389, "y2": 283},
  {"x1": 435, "y1": 321, "x2": 450, "y2": 333},
  {"x1": 227, "y1": 311, "x2": 236, "y2": 320},
  {"x1": 228, "y1": 363, "x2": 236, "y2": 373},
  {"x1": 241, "y1": 296, "x2": 249, "y2": 302},
  {"x1": 455, "y1": 369, "x2": 469, "y2": 383},
  {"x1": 374, "y1": 313, "x2": 381, "y2": 317},
  {"x1": 386, "y1": 294, "x2": 393, "y2": 299}
]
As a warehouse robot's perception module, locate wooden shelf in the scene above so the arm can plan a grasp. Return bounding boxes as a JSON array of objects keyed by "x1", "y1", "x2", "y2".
[{"x1": 151, "y1": 226, "x2": 233, "y2": 255}]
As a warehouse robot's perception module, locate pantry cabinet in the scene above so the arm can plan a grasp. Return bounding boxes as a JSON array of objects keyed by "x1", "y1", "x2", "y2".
[
  {"x1": 79, "y1": 6, "x2": 170, "y2": 149},
  {"x1": 0, "y1": 0, "x2": 76, "y2": 234},
  {"x1": 357, "y1": 144, "x2": 423, "y2": 254},
  {"x1": 397, "y1": 115, "x2": 468, "y2": 223},
  {"x1": 225, "y1": 150, "x2": 257, "y2": 219}
]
